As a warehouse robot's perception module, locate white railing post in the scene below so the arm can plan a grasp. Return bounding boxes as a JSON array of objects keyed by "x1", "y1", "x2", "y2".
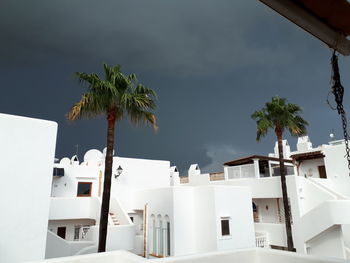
[
  {"x1": 255, "y1": 233, "x2": 268, "y2": 248},
  {"x1": 253, "y1": 159, "x2": 260, "y2": 178}
]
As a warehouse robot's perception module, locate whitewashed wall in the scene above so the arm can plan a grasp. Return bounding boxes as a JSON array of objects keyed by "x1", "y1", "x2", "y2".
[
  {"x1": 211, "y1": 177, "x2": 282, "y2": 198},
  {"x1": 49, "y1": 197, "x2": 100, "y2": 221},
  {"x1": 0, "y1": 113, "x2": 57, "y2": 263},
  {"x1": 306, "y1": 226, "x2": 345, "y2": 259},
  {"x1": 192, "y1": 187, "x2": 217, "y2": 253},
  {"x1": 134, "y1": 187, "x2": 175, "y2": 256},
  {"x1": 173, "y1": 187, "x2": 195, "y2": 256},
  {"x1": 52, "y1": 155, "x2": 171, "y2": 213},
  {"x1": 51, "y1": 164, "x2": 101, "y2": 198},
  {"x1": 322, "y1": 143, "x2": 350, "y2": 198},
  {"x1": 298, "y1": 159, "x2": 325, "y2": 178},
  {"x1": 323, "y1": 143, "x2": 349, "y2": 180},
  {"x1": 135, "y1": 186, "x2": 255, "y2": 257},
  {"x1": 111, "y1": 157, "x2": 171, "y2": 213},
  {"x1": 214, "y1": 186, "x2": 255, "y2": 250}
]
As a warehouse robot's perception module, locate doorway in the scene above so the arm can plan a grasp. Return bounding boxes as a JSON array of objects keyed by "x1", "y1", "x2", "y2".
[
  {"x1": 57, "y1": 226, "x2": 66, "y2": 239},
  {"x1": 318, "y1": 166, "x2": 327, "y2": 179}
]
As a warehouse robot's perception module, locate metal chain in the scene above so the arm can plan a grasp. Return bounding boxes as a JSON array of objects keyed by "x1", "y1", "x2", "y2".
[{"x1": 331, "y1": 51, "x2": 350, "y2": 173}]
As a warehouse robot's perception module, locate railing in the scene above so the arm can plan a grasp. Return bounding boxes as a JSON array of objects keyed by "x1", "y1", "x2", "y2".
[
  {"x1": 109, "y1": 198, "x2": 133, "y2": 225},
  {"x1": 255, "y1": 233, "x2": 269, "y2": 248},
  {"x1": 227, "y1": 164, "x2": 255, "y2": 179}
]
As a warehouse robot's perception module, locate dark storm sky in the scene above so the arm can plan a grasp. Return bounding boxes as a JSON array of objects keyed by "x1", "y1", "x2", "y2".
[{"x1": 1, "y1": 0, "x2": 350, "y2": 174}]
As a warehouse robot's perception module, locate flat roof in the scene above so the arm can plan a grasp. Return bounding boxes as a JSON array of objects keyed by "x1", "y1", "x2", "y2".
[{"x1": 224, "y1": 155, "x2": 293, "y2": 166}]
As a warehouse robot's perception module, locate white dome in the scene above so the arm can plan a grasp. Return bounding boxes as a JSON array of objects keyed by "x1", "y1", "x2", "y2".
[
  {"x1": 84, "y1": 149, "x2": 103, "y2": 162},
  {"x1": 102, "y1": 147, "x2": 115, "y2": 157},
  {"x1": 60, "y1": 157, "x2": 70, "y2": 165}
]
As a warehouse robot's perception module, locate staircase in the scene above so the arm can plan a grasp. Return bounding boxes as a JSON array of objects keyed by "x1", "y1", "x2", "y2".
[
  {"x1": 293, "y1": 177, "x2": 350, "y2": 258},
  {"x1": 109, "y1": 212, "x2": 120, "y2": 225}
]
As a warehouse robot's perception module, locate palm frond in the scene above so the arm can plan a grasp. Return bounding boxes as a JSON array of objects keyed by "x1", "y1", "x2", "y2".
[
  {"x1": 127, "y1": 107, "x2": 158, "y2": 131},
  {"x1": 252, "y1": 96, "x2": 308, "y2": 141},
  {"x1": 68, "y1": 63, "x2": 158, "y2": 131},
  {"x1": 67, "y1": 92, "x2": 105, "y2": 120}
]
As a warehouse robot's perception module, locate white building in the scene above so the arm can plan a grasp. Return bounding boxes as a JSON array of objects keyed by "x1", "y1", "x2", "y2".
[
  {"x1": 0, "y1": 113, "x2": 57, "y2": 263},
  {"x1": 46, "y1": 149, "x2": 255, "y2": 259},
  {"x1": 182, "y1": 135, "x2": 350, "y2": 259},
  {"x1": 2, "y1": 112, "x2": 350, "y2": 263},
  {"x1": 45, "y1": 134, "x2": 350, "y2": 261}
]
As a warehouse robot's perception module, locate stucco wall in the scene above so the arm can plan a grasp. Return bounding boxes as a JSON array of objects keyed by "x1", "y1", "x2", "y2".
[
  {"x1": 51, "y1": 165, "x2": 100, "y2": 198},
  {"x1": 192, "y1": 187, "x2": 217, "y2": 253},
  {"x1": 0, "y1": 113, "x2": 57, "y2": 263},
  {"x1": 298, "y1": 159, "x2": 325, "y2": 178},
  {"x1": 173, "y1": 188, "x2": 195, "y2": 256},
  {"x1": 135, "y1": 186, "x2": 255, "y2": 257},
  {"x1": 211, "y1": 177, "x2": 282, "y2": 198},
  {"x1": 307, "y1": 226, "x2": 345, "y2": 259},
  {"x1": 110, "y1": 157, "x2": 171, "y2": 213},
  {"x1": 214, "y1": 186, "x2": 255, "y2": 250},
  {"x1": 324, "y1": 143, "x2": 349, "y2": 180}
]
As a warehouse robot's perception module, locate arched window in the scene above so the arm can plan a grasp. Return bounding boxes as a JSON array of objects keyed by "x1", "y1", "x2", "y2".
[
  {"x1": 150, "y1": 214, "x2": 156, "y2": 255},
  {"x1": 157, "y1": 215, "x2": 163, "y2": 256},
  {"x1": 164, "y1": 215, "x2": 171, "y2": 256}
]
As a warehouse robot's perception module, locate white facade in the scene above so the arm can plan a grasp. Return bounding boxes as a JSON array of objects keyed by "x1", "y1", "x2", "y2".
[
  {"x1": 0, "y1": 113, "x2": 57, "y2": 263},
  {"x1": 45, "y1": 134, "x2": 350, "y2": 261},
  {"x1": 134, "y1": 186, "x2": 255, "y2": 257},
  {"x1": 46, "y1": 150, "x2": 256, "y2": 259},
  {"x1": 3, "y1": 113, "x2": 350, "y2": 262}
]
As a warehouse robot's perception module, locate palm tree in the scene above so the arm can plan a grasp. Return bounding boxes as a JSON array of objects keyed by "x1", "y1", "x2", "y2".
[
  {"x1": 67, "y1": 64, "x2": 157, "y2": 252},
  {"x1": 251, "y1": 96, "x2": 308, "y2": 251}
]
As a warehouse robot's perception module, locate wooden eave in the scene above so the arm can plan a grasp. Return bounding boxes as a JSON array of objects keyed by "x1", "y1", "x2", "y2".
[
  {"x1": 290, "y1": 150, "x2": 325, "y2": 162},
  {"x1": 259, "y1": 0, "x2": 350, "y2": 55},
  {"x1": 224, "y1": 155, "x2": 293, "y2": 167}
]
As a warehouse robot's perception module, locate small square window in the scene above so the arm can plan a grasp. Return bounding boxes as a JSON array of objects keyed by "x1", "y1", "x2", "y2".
[
  {"x1": 221, "y1": 218, "x2": 230, "y2": 236},
  {"x1": 77, "y1": 182, "x2": 92, "y2": 197}
]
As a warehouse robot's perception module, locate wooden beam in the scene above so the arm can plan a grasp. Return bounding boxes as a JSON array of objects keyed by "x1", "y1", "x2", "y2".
[{"x1": 259, "y1": 0, "x2": 350, "y2": 55}]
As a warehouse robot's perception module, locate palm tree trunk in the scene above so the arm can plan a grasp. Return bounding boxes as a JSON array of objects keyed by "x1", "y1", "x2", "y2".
[
  {"x1": 98, "y1": 110, "x2": 116, "y2": 252},
  {"x1": 276, "y1": 129, "x2": 294, "y2": 251}
]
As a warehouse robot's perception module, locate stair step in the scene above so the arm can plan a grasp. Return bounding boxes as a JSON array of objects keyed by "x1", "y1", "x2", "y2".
[{"x1": 109, "y1": 212, "x2": 120, "y2": 225}]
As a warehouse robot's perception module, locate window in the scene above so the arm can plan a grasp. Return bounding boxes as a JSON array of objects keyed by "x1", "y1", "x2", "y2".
[
  {"x1": 150, "y1": 214, "x2": 156, "y2": 255},
  {"x1": 221, "y1": 217, "x2": 230, "y2": 236},
  {"x1": 158, "y1": 218, "x2": 164, "y2": 256},
  {"x1": 74, "y1": 226, "x2": 81, "y2": 241},
  {"x1": 81, "y1": 225, "x2": 90, "y2": 239},
  {"x1": 167, "y1": 221, "x2": 171, "y2": 256},
  {"x1": 77, "y1": 182, "x2": 92, "y2": 197},
  {"x1": 57, "y1": 226, "x2": 66, "y2": 239},
  {"x1": 53, "y1": 167, "x2": 64, "y2": 177}
]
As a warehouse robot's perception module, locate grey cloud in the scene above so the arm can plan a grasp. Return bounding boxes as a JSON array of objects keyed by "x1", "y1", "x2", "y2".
[{"x1": 1, "y1": 0, "x2": 349, "y2": 173}]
